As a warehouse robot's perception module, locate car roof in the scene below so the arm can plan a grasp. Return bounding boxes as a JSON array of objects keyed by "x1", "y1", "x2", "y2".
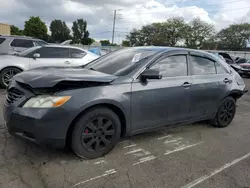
[
  {"x1": 131, "y1": 46, "x2": 215, "y2": 56},
  {"x1": 42, "y1": 44, "x2": 88, "y2": 51}
]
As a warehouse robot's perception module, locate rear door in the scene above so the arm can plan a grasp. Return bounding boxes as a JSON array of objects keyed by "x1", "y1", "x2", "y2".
[
  {"x1": 131, "y1": 52, "x2": 192, "y2": 131},
  {"x1": 188, "y1": 52, "x2": 232, "y2": 118},
  {"x1": 29, "y1": 47, "x2": 72, "y2": 69}
]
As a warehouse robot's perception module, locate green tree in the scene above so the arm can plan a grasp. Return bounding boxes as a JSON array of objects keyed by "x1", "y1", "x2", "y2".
[
  {"x1": 217, "y1": 23, "x2": 250, "y2": 50},
  {"x1": 100, "y1": 40, "x2": 111, "y2": 46},
  {"x1": 184, "y1": 18, "x2": 215, "y2": 49},
  {"x1": 162, "y1": 17, "x2": 188, "y2": 46},
  {"x1": 126, "y1": 29, "x2": 148, "y2": 46},
  {"x1": 126, "y1": 17, "x2": 188, "y2": 47},
  {"x1": 10, "y1": 25, "x2": 23, "y2": 35},
  {"x1": 82, "y1": 37, "x2": 95, "y2": 45},
  {"x1": 122, "y1": 40, "x2": 130, "y2": 47},
  {"x1": 72, "y1": 19, "x2": 90, "y2": 44},
  {"x1": 23, "y1": 16, "x2": 48, "y2": 40},
  {"x1": 50, "y1": 20, "x2": 71, "y2": 43}
]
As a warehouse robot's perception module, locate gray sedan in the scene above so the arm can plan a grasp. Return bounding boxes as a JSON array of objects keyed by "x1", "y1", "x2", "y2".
[
  {"x1": 3, "y1": 47, "x2": 247, "y2": 159},
  {"x1": 0, "y1": 45, "x2": 99, "y2": 87}
]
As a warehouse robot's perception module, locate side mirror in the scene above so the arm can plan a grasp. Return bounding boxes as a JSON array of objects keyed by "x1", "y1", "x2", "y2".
[
  {"x1": 140, "y1": 69, "x2": 162, "y2": 80},
  {"x1": 33, "y1": 53, "x2": 40, "y2": 59}
]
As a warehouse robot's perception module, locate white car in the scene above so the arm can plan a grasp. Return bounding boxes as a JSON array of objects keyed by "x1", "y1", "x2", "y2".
[{"x1": 0, "y1": 45, "x2": 99, "y2": 87}]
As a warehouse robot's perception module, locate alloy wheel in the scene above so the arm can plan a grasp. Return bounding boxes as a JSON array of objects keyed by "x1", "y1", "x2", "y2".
[
  {"x1": 81, "y1": 117, "x2": 115, "y2": 151},
  {"x1": 2, "y1": 69, "x2": 19, "y2": 86},
  {"x1": 218, "y1": 98, "x2": 235, "y2": 125}
]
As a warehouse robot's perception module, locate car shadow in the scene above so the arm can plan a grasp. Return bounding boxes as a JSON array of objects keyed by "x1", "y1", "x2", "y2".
[{"x1": 1, "y1": 121, "x2": 213, "y2": 163}]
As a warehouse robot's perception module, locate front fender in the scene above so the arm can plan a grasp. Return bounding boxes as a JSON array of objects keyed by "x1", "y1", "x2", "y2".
[{"x1": 58, "y1": 84, "x2": 132, "y2": 136}]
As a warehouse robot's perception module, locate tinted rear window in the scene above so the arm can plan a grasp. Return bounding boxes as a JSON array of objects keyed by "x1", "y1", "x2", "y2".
[
  {"x1": 10, "y1": 39, "x2": 34, "y2": 48},
  {"x1": 0, "y1": 38, "x2": 6, "y2": 44}
]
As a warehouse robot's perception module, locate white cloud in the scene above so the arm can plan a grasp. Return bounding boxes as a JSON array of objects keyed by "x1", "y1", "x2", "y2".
[
  {"x1": 212, "y1": 0, "x2": 250, "y2": 30},
  {"x1": 0, "y1": 0, "x2": 250, "y2": 43}
]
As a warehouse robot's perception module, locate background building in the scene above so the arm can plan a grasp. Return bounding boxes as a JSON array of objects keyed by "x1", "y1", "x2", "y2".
[{"x1": 0, "y1": 23, "x2": 10, "y2": 35}]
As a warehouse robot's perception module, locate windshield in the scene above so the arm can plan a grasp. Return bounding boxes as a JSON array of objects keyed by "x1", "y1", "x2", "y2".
[
  {"x1": 84, "y1": 48, "x2": 160, "y2": 76},
  {"x1": 18, "y1": 46, "x2": 41, "y2": 57}
]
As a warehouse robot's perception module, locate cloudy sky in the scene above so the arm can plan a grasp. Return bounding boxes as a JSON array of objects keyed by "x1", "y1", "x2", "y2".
[{"x1": 1, "y1": 0, "x2": 250, "y2": 43}]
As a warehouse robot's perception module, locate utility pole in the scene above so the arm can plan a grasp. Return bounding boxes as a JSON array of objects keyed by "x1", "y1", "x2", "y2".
[{"x1": 112, "y1": 10, "x2": 116, "y2": 45}]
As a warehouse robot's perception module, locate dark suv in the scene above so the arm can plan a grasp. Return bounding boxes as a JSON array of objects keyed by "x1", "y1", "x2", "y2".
[{"x1": 3, "y1": 47, "x2": 247, "y2": 159}]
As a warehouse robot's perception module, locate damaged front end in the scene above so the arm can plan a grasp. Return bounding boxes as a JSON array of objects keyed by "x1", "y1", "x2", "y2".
[
  {"x1": 15, "y1": 80, "x2": 111, "y2": 96},
  {"x1": 7, "y1": 66, "x2": 117, "y2": 97}
]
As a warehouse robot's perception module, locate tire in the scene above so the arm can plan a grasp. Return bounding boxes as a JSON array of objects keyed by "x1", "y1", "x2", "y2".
[
  {"x1": 71, "y1": 107, "x2": 121, "y2": 159},
  {"x1": 210, "y1": 97, "x2": 236, "y2": 128},
  {"x1": 0, "y1": 67, "x2": 22, "y2": 88}
]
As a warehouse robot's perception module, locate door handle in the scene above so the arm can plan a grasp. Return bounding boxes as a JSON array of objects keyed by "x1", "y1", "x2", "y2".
[
  {"x1": 182, "y1": 82, "x2": 192, "y2": 88},
  {"x1": 64, "y1": 61, "x2": 71, "y2": 64},
  {"x1": 223, "y1": 78, "x2": 230, "y2": 83}
]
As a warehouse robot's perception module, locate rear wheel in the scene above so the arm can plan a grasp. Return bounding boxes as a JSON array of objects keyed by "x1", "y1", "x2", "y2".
[
  {"x1": 210, "y1": 97, "x2": 236, "y2": 128},
  {"x1": 71, "y1": 107, "x2": 121, "y2": 159},
  {"x1": 0, "y1": 67, "x2": 22, "y2": 88}
]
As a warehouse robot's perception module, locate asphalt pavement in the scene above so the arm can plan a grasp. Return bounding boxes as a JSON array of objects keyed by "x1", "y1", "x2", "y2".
[{"x1": 1, "y1": 80, "x2": 250, "y2": 188}]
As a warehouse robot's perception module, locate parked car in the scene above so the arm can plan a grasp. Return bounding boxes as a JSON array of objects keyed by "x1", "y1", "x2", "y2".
[
  {"x1": 238, "y1": 60, "x2": 250, "y2": 76},
  {"x1": 3, "y1": 47, "x2": 247, "y2": 159},
  {"x1": 88, "y1": 48, "x2": 108, "y2": 56},
  {"x1": 218, "y1": 52, "x2": 235, "y2": 64},
  {"x1": 0, "y1": 45, "x2": 99, "y2": 87},
  {"x1": 0, "y1": 35, "x2": 48, "y2": 55},
  {"x1": 209, "y1": 52, "x2": 244, "y2": 75},
  {"x1": 235, "y1": 57, "x2": 248, "y2": 64}
]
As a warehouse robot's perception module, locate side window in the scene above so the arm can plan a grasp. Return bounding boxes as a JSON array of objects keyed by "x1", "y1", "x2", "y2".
[
  {"x1": 190, "y1": 55, "x2": 216, "y2": 75},
  {"x1": 215, "y1": 62, "x2": 227, "y2": 74},
  {"x1": 36, "y1": 47, "x2": 70, "y2": 58},
  {"x1": 0, "y1": 38, "x2": 6, "y2": 44},
  {"x1": 33, "y1": 40, "x2": 47, "y2": 46},
  {"x1": 151, "y1": 55, "x2": 188, "y2": 77},
  {"x1": 71, "y1": 49, "x2": 86, "y2": 58},
  {"x1": 10, "y1": 39, "x2": 34, "y2": 48}
]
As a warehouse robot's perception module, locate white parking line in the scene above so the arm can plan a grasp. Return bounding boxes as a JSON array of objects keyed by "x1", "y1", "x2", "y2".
[
  {"x1": 133, "y1": 155, "x2": 156, "y2": 166},
  {"x1": 125, "y1": 149, "x2": 143, "y2": 155},
  {"x1": 73, "y1": 169, "x2": 117, "y2": 187},
  {"x1": 164, "y1": 142, "x2": 203, "y2": 155},
  {"x1": 181, "y1": 151, "x2": 250, "y2": 188},
  {"x1": 94, "y1": 160, "x2": 107, "y2": 165},
  {"x1": 123, "y1": 144, "x2": 137, "y2": 149},
  {"x1": 164, "y1": 137, "x2": 183, "y2": 144},
  {"x1": 157, "y1": 135, "x2": 172, "y2": 140}
]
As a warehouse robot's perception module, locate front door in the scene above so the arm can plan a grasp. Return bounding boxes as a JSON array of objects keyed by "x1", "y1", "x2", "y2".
[
  {"x1": 29, "y1": 47, "x2": 73, "y2": 69},
  {"x1": 131, "y1": 54, "x2": 192, "y2": 131}
]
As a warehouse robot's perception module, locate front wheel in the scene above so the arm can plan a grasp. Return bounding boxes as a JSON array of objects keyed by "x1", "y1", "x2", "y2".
[
  {"x1": 210, "y1": 97, "x2": 236, "y2": 128},
  {"x1": 71, "y1": 107, "x2": 121, "y2": 159},
  {"x1": 0, "y1": 67, "x2": 22, "y2": 88}
]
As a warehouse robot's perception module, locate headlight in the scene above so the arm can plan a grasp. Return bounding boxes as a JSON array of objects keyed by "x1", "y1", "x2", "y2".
[{"x1": 23, "y1": 95, "x2": 71, "y2": 108}]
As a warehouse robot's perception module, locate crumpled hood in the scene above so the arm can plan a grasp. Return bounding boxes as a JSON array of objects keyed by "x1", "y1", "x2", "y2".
[{"x1": 13, "y1": 67, "x2": 118, "y2": 88}]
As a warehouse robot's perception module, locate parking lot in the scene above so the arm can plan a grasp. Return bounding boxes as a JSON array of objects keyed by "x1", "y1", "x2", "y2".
[{"x1": 0, "y1": 79, "x2": 250, "y2": 188}]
